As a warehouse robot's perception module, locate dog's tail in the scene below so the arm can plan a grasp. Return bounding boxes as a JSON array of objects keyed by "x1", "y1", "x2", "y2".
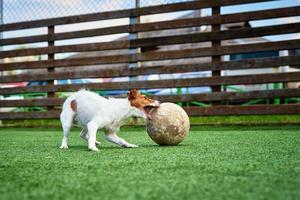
[
  {"x1": 59, "y1": 95, "x2": 78, "y2": 149},
  {"x1": 60, "y1": 96, "x2": 77, "y2": 128}
]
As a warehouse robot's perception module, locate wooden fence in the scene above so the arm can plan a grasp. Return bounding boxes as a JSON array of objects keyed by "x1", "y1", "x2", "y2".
[{"x1": 1, "y1": 0, "x2": 300, "y2": 120}]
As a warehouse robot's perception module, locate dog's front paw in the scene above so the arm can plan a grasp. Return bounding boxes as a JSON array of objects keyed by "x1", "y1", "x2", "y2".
[
  {"x1": 59, "y1": 144, "x2": 69, "y2": 149},
  {"x1": 89, "y1": 146, "x2": 100, "y2": 152},
  {"x1": 124, "y1": 144, "x2": 139, "y2": 148}
]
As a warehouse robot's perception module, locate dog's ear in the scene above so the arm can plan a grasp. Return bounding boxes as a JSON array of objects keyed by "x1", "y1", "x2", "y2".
[{"x1": 128, "y1": 89, "x2": 138, "y2": 100}]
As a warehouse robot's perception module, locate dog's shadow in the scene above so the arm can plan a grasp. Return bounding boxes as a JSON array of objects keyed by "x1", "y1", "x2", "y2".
[
  {"x1": 56, "y1": 143, "x2": 189, "y2": 152},
  {"x1": 59, "y1": 145, "x2": 120, "y2": 151}
]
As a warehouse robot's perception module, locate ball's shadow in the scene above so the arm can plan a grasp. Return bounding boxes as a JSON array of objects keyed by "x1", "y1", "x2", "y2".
[{"x1": 139, "y1": 143, "x2": 189, "y2": 148}]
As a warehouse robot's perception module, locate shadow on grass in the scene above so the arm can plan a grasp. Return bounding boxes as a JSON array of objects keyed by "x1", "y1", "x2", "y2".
[
  {"x1": 138, "y1": 143, "x2": 190, "y2": 148},
  {"x1": 55, "y1": 143, "x2": 190, "y2": 152}
]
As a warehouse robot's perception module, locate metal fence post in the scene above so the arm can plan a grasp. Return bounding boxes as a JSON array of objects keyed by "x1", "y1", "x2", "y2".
[
  {"x1": 129, "y1": 0, "x2": 141, "y2": 79},
  {"x1": 0, "y1": 0, "x2": 3, "y2": 48},
  {"x1": 0, "y1": 0, "x2": 3, "y2": 71},
  {"x1": 129, "y1": 0, "x2": 141, "y2": 124},
  {"x1": 0, "y1": 0, "x2": 2, "y2": 27}
]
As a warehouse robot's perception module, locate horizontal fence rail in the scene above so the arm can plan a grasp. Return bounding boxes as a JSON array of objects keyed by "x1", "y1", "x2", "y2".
[{"x1": 0, "y1": 0, "x2": 300, "y2": 121}]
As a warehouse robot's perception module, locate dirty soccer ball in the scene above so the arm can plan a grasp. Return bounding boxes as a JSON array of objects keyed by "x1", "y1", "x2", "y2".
[{"x1": 146, "y1": 102, "x2": 190, "y2": 145}]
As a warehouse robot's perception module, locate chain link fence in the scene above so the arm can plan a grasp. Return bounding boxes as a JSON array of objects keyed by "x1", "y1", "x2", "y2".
[{"x1": 1, "y1": 0, "x2": 192, "y2": 24}]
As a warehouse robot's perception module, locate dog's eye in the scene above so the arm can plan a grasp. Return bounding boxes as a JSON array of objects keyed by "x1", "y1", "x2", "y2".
[{"x1": 144, "y1": 96, "x2": 148, "y2": 100}]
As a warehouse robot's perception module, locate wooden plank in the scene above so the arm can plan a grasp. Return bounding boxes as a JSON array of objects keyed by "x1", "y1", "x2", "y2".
[
  {"x1": 1, "y1": 104, "x2": 299, "y2": 119},
  {"x1": 2, "y1": 38, "x2": 300, "y2": 71},
  {"x1": 0, "y1": 110, "x2": 61, "y2": 120},
  {"x1": 135, "y1": 22, "x2": 300, "y2": 47},
  {"x1": 1, "y1": 72, "x2": 300, "y2": 95},
  {"x1": 134, "y1": 0, "x2": 273, "y2": 16},
  {"x1": 2, "y1": 55, "x2": 299, "y2": 83},
  {"x1": 1, "y1": 88, "x2": 300, "y2": 107},
  {"x1": 0, "y1": 0, "x2": 271, "y2": 32},
  {"x1": 0, "y1": 26, "x2": 128, "y2": 46},
  {"x1": 184, "y1": 104, "x2": 300, "y2": 116},
  {"x1": 3, "y1": 6, "x2": 300, "y2": 58},
  {"x1": 152, "y1": 88, "x2": 300, "y2": 102},
  {"x1": 0, "y1": 98, "x2": 64, "y2": 107},
  {"x1": 1, "y1": 22, "x2": 127, "y2": 48},
  {"x1": 0, "y1": 54, "x2": 133, "y2": 71},
  {"x1": 2, "y1": 17, "x2": 300, "y2": 46},
  {"x1": 219, "y1": 56, "x2": 300, "y2": 71},
  {"x1": 1, "y1": 38, "x2": 129, "y2": 59}
]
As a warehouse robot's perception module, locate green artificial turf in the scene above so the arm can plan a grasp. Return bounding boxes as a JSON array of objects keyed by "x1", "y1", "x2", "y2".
[
  {"x1": 0, "y1": 126, "x2": 300, "y2": 200},
  {"x1": 2, "y1": 115, "x2": 300, "y2": 127}
]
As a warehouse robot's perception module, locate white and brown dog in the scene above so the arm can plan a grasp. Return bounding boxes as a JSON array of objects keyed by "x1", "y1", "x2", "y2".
[{"x1": 59, "y1": 89, "x2": 159, "y2": 151}]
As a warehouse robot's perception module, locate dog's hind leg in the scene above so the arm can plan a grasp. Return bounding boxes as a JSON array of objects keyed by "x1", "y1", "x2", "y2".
[
  {"x1": 87, "y1": 121, "x2": 100, "y2": 152},
  {"x1": 59, "y1": 103, "x2": 75, "y2": 149},
  {"x1": 105, "y1": 129, "x2": 138, "y2": 148},
  {"x1": 80, "y1": 128, "x2": 101, "y2": 146}
]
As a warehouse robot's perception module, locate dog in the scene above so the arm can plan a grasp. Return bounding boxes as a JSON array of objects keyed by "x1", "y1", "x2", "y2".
[{"x1": 59, "y1": 89, "x2": 159, "y2": 151}]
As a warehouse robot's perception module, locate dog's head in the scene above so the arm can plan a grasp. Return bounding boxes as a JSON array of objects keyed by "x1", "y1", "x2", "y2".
[{"x1": 128, "y1": 89, "x2": 159, "y2": 120}]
